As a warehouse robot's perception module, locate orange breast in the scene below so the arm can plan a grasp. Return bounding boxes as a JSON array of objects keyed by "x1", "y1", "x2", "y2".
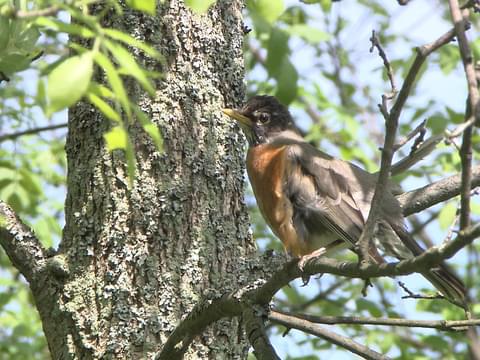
[{"x1": 247, "y1": 144, "x2": 306, "y2": 256}]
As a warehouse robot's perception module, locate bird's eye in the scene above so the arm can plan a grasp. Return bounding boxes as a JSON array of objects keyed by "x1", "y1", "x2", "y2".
[{"x1": 257, "y1": 112, "x2": 270, "y2": 124}]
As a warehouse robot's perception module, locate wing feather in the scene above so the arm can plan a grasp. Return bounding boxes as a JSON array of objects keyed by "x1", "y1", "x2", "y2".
[{"x1": 284, "y1": 144, "x2": 371, "y2": 249}]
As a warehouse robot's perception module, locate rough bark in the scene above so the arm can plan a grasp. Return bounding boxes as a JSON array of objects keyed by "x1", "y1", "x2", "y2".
[{"x1": 32, "y1": 1, "x2": 255, "y2": 358}]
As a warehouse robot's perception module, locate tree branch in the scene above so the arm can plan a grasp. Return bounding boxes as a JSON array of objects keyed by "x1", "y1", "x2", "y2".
[
  {"x1": 397, "y1": 165, "x2": 480, "y2": 216},
  {"x1": 268, "y1": 310, "x2": 390, "y2": 360},
  {"x1": 272, "y1": 309, "x2": 480, "y2": 331},
  {"x1": 157, "y1": 223, "x2": 480, "y2": 358},
  {"x1": 459, "y1": 102, "x2": 474, "y2": 229},
  {"x1": 369, "y1": 30, "x2": 397, "y2": 97},
  {"x1": 392, "y1": 119, "x2": 426, "y2": 152},
  {"x1": 9, "y1": 5, "x2": 60, "y2": 18},
  {"x1": 158, "y1": 22, "x2": 478, "y2": 360},
  {"x1": 357, "y1": 25, "x2": 461, "y2": 267},
  {"x1": 243, "y1": 307, "x2": 281, "y2": 360},
  {"x1": 358, "y1": 30, "x2": 398, "y2": 267},
  {"x1": 0, "y1": 201, "x2": 48, "y2": 284},
  {"x1": 448, "y1": 1, "x2": 480, "y2": 126},
  {"x1": 0, "y1": 123, "x2": 68, "y2": 143}
]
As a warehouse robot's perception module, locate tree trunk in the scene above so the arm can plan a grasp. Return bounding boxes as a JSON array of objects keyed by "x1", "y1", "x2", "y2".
[{"x1": 33, "y1": 1, "x2": 254, "y2": 358}]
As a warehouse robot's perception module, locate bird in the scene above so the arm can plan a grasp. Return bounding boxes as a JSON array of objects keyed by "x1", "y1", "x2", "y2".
[{"x1": 223, "y1": 95, "x2": 466, "y2": 307}]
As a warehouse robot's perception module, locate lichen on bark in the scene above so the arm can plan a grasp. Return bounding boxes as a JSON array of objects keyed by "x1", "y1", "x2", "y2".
[{"x1": 37, "y1": 1, "x2": 255, "y2": 358}]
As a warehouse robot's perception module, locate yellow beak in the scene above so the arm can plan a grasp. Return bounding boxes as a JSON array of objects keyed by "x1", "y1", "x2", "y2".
[{"x1": 222, "y1": 108, "x2": 253, "y2": 127}]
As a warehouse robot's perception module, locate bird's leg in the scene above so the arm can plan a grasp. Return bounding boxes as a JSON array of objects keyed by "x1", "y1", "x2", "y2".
[
  {"x1": 298, "y1": 247, "x2": 328, "y2": 271},
  {"x1": 298, "y1": 247, "x2": 329, "y2": 286}
]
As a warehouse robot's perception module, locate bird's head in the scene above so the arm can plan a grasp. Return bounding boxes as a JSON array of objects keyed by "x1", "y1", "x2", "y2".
[{"x1": 223, "y1": 95, "x2": 297, "y2": 146}]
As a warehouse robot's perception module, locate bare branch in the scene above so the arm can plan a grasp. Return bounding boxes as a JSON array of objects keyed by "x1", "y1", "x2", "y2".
[
  {"x1": 392, "y1": 119, "x2": 426, "y2": 152},
  {"x1": 0, "y1": 201, "x2": 48, "y2": 284},
  {"x1": 158, "y1": 223, "x2": 480, "y2": 358},
  {"x1": 398, "y1": 165, "x2": 480, "y2": 216},
  {"x1": 391, "y1": 134, "x2": 443, "y2": 175},
  {"x1": 11, "y1": 5, "x2": 60, "y2": 18},
  {"x1": 370, "y1": 30, "x2": 397, "y2": 96},
  {"x1": 358, "y1": 31, "x2": 399, "y2": 268},
  {"x1": 459, "y1": 101, "x2": 474, "y2": 229},
  {"x1": 398, "y1": 281, "x2": 446, "y2": 301},
  {"x1": 448, "y1": 1, "x2": 480, "y2": 126},
  {"x1": 358, "y1": 26, "x2": 461, "y2": 268},
  {"x1": 272, "y1": 309, "x2": 480, "y2": 331},
  {"x1": 0, "y1": 123, "x2": 68, "y2": 143},
  {"x1": 243, "y1": 307, "x2": 281, "y2": 360},
  {"x1": 268, "y1": 310, "x2": 390, "y2": 360}
]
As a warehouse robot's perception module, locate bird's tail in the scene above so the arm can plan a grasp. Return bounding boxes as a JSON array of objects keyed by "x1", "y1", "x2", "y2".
[
  {"x1": 421, "y1": 264, "x2": 467, "y2": 308},
  {"x1": 391, "y1": 222, "x2": 468, "y2": 307}
]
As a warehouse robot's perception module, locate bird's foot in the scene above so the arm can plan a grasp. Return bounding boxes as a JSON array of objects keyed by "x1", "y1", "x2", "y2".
[{"x1": 298, "y1": 248, "x2": 328, "y2": 285}]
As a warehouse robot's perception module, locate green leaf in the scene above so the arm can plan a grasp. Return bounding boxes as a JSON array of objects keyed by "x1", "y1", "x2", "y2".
[
  {"x1": 185, "y1": 0, "x2": 216, "y2": 13},
  {"x1": 103, "y1": 28, "x2": 162, "y2": 59},
  {"x1": 94, "y1": 52, "x2": 131, "y2": 119},
  {"x1": 125, "y1": 140, "x2": 136, "y2": 188},
  {"x1": 445, "y1": 106, "x2": 464, "y2": 124},
  {"x1": 126, "y1": 0, "x2": 156, "y2": 15},
  {"x1": 0, "y1": 167, "x2": 15, "y2": 181},
  {"x1": 286, "y1": 24, "x2": 330, "y2": 44},
  {"x1": 438, "y1": 202, "x2": 457, "y2": 230},
  {"x1": 438, "y1": 44, "x2": 460, "y2": 75},
  {"x1": 34, "y1": 17, "x2": 94, "y2": 38},
  {"x1": 133, "y1": 105, "x2": 163, "y2": 151},
  {"x1": 104, "y1": 40, "x2": 155, "y2": 96},
  {"x1": 0, "y1": 53, "x2": 32, "y2": 74},
  {"x1": 0, "y1": 16, "x2": 10, "y2": 51},
  {"x1": 36, "y1": 78, "x2": 46, "y2": 111},
  {"x1": 356, "y1": 298, "x2": 382, "y2": 317},
  {"x1": 275, "y1": 58, "x2": 298, "y2": 105},
  {"x1": 265, "y1": 28, "x2": 289, "y2": 77},
  {"x1": 104, "y1": 126, "x2": 128, "y2": 150},
  {"x1": 248, "y1": 0, "x2": 285, "y2": 24},
  {"x1": 378, "y1": 333, "x2": 395, "y2": 353},
  {"x1": 87, "y1": 93, "x2": 121, "y2": 122},
  {"x1": 15, "y1": 26, "x2": 40, "y2": 50},
  {"x1": 89, "y1": 82, "x2": 115, "y2": 98},
  {"x1": 427, "y1": 114, "x2": 448, "y2": 135},
  {"x1": 46, "y1": 51, "x2": 94, "y2": 115},
  {"x1": 317, "y1": 0, "x2": 332, "y2": 13}
]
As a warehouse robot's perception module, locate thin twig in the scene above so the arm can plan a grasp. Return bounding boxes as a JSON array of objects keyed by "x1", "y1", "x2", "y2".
[
  {"x1": 12, "y1": 5, "x2": 60, "y2": 18},
  {"x1": 370, "y1": 30, "x2": 397, "y2": 97},
  {"x1": 448, "y1": 0, "x2": 477, "y2": 235},
  {"x1": 398, "y1": 281, "x2": 445, "y2": 301},
  {"x1": 272, "y1": 309, "x2": 480, "y2": 330},
  {"x1": 445, "y1": 116, "x2": 476, "y2": 140},
  {"x1": 448, "y1": 1, "x2": 480, "y2": 126},
  {"x1": 269, "y1": 310, "x2": 390, "y2": 360},
  {"x1": 391, "y1": 114, "x2": 475, "y2": 175},
  {"x1": 358, "y1": 31, "x2": 399, "y2": 268},
  {"x1": 392, "y1": 119, "x2": 427, "y2": 152},
  {"x1": 0, "y1": 123, "x2": 68, "y2": 143},
  {"x1": 391, "y1": 134, "x2": 443, "y2": 175},
  {"x1": 461, "y1": 0, "x2": 480, "y2": 10},
  {"x1": 358, "y1": 25, "x2": 469, "y2": 266},
  {"x1": 291, "y1": 279, "x2": 347, "y2": 311}
]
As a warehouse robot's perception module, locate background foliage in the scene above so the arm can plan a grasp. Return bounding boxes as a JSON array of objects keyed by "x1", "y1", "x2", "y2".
[{"x1": 0, "y1": 0, "x2": 478, "y2": 358}]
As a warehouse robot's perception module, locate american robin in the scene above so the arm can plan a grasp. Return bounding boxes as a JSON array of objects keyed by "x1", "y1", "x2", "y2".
[{"x1": 223, "y1": 95, "x2": 466, "y2": 306}]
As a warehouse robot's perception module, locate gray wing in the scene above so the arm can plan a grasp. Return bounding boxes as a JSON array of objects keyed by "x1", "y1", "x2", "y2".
[{"x1": 284, "y1": 143, "x2": 373, "y2": 249}]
